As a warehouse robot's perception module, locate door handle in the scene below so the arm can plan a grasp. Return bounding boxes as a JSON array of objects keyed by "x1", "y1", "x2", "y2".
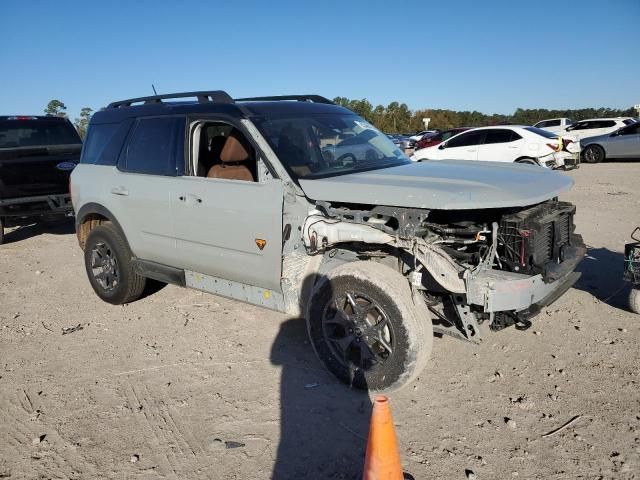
[
  {"x1": 110, "y1": 187, "x2": 129, "y2": 196},
  {"x1": 179, "y1": 194, "x2": 202, "y2": 204}
]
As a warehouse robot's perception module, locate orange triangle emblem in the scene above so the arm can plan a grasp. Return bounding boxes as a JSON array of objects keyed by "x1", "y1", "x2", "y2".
[{"x1": 255, "y1": 239, "x2": 267, "y2": 250}]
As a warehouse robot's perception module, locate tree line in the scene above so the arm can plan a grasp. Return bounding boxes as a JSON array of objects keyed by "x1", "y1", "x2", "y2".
[
  {"x1": 333, "y1": 97, "x2": 637, "y2": 133},
  {"x1": 44, "y1": 97, "x2": 637, "y2": 139},
  {"x1": 44, "y1": 99, "x2": 92, "y2": 138}
]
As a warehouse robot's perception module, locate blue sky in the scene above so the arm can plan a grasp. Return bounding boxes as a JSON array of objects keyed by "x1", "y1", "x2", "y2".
[{"x1": 1, "y1": 0, "x2": 638, "y2": 119}]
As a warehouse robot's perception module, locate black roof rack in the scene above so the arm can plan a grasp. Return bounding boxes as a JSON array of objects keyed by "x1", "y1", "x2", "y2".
[
  {"x1": 106, "y1": 90, "x2": 235, "y2": 109},
  {"x1": 235, "y1": 95, "x2": 334, "y2": 105}
]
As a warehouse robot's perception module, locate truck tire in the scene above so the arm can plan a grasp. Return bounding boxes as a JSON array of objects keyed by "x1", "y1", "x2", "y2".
[
  {"x1": 0, "y1": 217, "x2": 4, "y2": 245},
  {"x1": 629, "y1": 287, "x2": 640, "y2": 315},
  {"x1": 306, "y1": 261, "x2": 433, "y2": 391},
  {"x1": 582, "y1": 144, "x2": 605, "y2": 163},
  {"x1": 83, "y1": 223, "x2": 146, "y2": 305}
]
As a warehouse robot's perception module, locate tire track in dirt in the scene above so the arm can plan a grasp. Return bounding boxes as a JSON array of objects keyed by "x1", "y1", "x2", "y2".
[
  {"x1": 124, "y1": 380, "x2": 220, "y2": 479},
  {"x1": 0, "y1": 388, "x2": 99, "y2": 478}
]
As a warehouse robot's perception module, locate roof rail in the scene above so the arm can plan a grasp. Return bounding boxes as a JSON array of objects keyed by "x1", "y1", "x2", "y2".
[
  {"x1": 106, "y1": 90, "x2": 234, "y2": 109},
  {"x1": 235, "y1": 95, "x2": 335, "y2": 105}
]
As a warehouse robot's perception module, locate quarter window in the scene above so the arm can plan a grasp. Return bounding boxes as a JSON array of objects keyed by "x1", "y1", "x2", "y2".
[{"x1": 122, "y1": 117, "x2": 183, "y2": 175}]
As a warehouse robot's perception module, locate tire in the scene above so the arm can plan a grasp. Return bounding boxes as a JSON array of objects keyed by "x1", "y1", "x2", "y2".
[
  {"x1": 0, "y1": 217, "x2": 4, "y2": 245},
  {"x1": 582, "y1": 144, "x2": 605, "y2": 164},
  {"x1": 629, "y1": 287, "x2": 640, "y2": 315},
  {"x1": 83, "y1": 223, "x2": 146, "y2": 305},
  {"x1": 306, "y1": 261, "x2": 433, "y2": 391}
]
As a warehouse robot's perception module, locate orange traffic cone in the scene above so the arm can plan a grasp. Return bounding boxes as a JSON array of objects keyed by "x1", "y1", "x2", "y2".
[{"x1": 363, "y1": 395, "x2": 405, "y2": 480}]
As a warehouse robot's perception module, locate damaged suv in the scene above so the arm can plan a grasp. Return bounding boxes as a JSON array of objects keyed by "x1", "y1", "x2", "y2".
[{"x1": 71, "y1": 91, "x2": 585, "y2": 391}]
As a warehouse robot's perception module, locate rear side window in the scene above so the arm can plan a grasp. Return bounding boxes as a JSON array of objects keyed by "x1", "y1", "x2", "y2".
[
  {"x1": 81, "y1": 123, "x2": 119, "y2": 164},
  {"x1": 483, "y1": 129, "x2": 520, "y2": 144},
  {"x1": 446, "y1": 131, "x2": 484, "y2": 148},
  {"x1": 524, "y1": 127, "x2": 558, "y2": 139},
  {"x1": 598, "y1": 120, "x2": 616, "y2": 128},
  {"x1": 0, "y1": 119, "x2": 81, "y2": 148},
  {"x1": 121, "y1": 117, "x2": 184, "y2": 176}
]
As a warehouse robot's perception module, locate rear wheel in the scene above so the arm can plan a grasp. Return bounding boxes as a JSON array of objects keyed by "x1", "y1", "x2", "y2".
[
  {"x1": 629, "y1": 287, "x2": 640, "y2": 315},
  {"x1": 306, "y1": 261, "x2": 433, "y2": 391},
  {"x1": 83, "y1": 223, "x2": 146, "y2": 305},
  {"x1": 582, "y1": 144, "x2": 605, "y2": 163}
]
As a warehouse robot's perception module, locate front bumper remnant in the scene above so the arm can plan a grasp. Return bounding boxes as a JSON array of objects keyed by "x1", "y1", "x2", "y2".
[{"x1": 465, "y1": 235, "x2": 586, "y2": 314}]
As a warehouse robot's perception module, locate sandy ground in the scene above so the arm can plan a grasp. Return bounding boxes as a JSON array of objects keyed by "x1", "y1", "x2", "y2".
[{"x1": 1, "y1": 161, "x2": 639, "y2": 479}]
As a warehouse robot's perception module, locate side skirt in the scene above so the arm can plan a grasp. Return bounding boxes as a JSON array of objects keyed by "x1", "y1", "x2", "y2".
[
  {"x1": 132, "y1": 259, "x2": 186, "y2": 287},
  {"x1": 184, "y1": 270, "x2": 286, "y2": 313}
]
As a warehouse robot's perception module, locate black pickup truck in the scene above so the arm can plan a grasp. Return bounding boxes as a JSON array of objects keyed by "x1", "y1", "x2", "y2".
[{"x1": 0, "y1": 116, "x2": 82, "y2": 244}]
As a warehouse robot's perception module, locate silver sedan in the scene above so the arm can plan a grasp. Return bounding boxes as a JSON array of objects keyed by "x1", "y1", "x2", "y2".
[{"x1": 581, "y1": 121, "x2": 640, "y2": 163}]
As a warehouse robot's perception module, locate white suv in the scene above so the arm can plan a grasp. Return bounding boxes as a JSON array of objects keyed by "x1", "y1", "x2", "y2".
[{"x1": 562, "y1": 117, "x2": 635, "y2": 141}]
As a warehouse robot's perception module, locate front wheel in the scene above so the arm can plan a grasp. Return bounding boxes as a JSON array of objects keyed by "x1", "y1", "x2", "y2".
[
  {"x1": 582, "y1": 144, "x2": 605, "y2": 163},
  {"x1": 629, "y1": 287, "x2": 640, "y2": 315},
  {"x1": 306, "y1": 261, "x2": 433, "y2": 391},
  {"x1": 84, "y1": 223, "x2": 146, "y2": 305}
]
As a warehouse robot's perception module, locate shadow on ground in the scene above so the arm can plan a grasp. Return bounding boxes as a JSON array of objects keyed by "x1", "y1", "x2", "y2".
[
  {"x1": 270, "y1": 317, "x2": 372, "y2": 479},
  {"x1": 574, "y1": 246, "x2": 630, "y2": 310},
  {"x1": 2, "y1": 217, "x2": 75, "y2": 244}
]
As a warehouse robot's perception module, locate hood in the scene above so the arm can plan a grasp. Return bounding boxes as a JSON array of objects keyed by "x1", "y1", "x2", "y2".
[{"x1": 298, "y1": 160, "x2": 574, "y2": 210}]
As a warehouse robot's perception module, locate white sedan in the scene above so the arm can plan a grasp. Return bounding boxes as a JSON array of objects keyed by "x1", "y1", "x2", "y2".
[{"x1": 410, "y1": 126, "x2": 580, "y2": 169}]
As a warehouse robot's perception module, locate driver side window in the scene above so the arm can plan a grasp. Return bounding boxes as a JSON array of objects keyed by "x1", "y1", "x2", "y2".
[{"x1": 190, "y1": 121, "x2": 257, "y2": 182}]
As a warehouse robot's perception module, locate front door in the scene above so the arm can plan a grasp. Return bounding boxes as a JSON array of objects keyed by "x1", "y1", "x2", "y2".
[
  {"x1": 171, "y1": 176, "x2": 284, "y2": 291},
  {"x1": 438, "y1": 130, "x2": 484, "y2": 161}
]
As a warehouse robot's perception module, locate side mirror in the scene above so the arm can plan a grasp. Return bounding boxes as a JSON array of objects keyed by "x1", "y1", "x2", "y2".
[{"x1": 438, "y1": 143, "x2": 447, "y2": 150}]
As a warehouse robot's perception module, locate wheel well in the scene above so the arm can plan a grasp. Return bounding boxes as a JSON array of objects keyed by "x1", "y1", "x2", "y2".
[
  {"x1": 77, "y1": 213, "x2": 110, "y2": 250},
  {"x1": 515, "y1": 156, "x2": 539, "y2": 164}
]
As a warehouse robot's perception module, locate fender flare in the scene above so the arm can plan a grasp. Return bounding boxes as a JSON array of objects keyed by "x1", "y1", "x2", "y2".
[{"x1": 75, "y1": 203, "x2": 132, "y2": 252}]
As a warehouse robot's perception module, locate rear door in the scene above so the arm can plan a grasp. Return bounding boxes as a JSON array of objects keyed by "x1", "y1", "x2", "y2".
[
  {"x1": 476, "y1": 129, "x2": 524, "y2": 162},
  {"x1": 437, "y1": 130, "x2": 484, "y2": 160},
  {"x1": 109, "y1": 116, "x2": 184, "y2": 265}
]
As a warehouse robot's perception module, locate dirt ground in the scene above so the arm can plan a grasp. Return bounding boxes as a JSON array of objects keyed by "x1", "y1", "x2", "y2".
[{"x1": 1, "y1": 161, "x2": 639, "y2": 479}]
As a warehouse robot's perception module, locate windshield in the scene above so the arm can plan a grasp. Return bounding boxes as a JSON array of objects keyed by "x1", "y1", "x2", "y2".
[{"x1": 253, "y1": 114, "x2": 410, "y2": 179}]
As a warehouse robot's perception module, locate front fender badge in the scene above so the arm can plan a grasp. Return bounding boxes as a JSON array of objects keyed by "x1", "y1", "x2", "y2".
[{"x1": 255, "y1": 239, "x2": 266, "y2": 250}]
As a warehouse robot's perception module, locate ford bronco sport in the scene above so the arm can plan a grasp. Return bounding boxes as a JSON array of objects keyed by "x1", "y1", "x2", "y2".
[{"x1": 71, "y1": 91, "x2": 585, "y2": 391}]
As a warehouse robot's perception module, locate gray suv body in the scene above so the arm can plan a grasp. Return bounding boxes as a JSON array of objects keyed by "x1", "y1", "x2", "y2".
[{"x1": 71, "y1": 91, "x2": 585, "y2": 391}]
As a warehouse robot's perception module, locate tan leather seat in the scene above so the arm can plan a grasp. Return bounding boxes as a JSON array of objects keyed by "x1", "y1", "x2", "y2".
[{"x1": 206, "y1": 132, "x2": 254, "y2": 181}]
